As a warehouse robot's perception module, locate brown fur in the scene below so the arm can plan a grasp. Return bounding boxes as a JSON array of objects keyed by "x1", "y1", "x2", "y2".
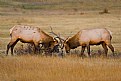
[
  {"x1": 40, "y1": 30, "x2": 53, "y2": 43},
  {"x1": 66, "y1": 32, "x2": 80, "y2": 49},
  {"x1": 6, "y1": 25, "x2": 58, "y2": 55},
  {"x1": 65, "y1": 28, "x2": 114, "y2": 57}
]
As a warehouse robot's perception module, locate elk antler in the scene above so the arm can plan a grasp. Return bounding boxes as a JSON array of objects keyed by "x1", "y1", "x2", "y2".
[
  {"x1": 50, "y1": 26, "x2": 65, "y2": 41},
  {"x1": 49, "y1": 26, "x2": 64, "y2": 49},
  {"x1": 50, "y1": 26, "x2": 58, "y2": 37}
]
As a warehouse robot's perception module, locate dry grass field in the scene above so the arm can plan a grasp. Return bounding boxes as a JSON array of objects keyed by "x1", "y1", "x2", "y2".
[
  {"x1": 0, "y1": 0, "x2": 121, "y2": 81},
  {"x1": 0, "y1": 56, "x2": 121, "y2": 81}
]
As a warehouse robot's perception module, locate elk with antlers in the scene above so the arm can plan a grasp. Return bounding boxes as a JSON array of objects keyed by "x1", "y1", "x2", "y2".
[
  {"x1": 64, "y1": 28, "x2": 114, "y2": 57},
  {"x1": 6, "y1": 25, "x2": 58, "y2": 55}
]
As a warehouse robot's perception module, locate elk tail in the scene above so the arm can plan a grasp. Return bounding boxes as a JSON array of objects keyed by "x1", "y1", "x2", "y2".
[
  {"x1": 108, "y1": 29, "x2": 112, "y2": 40},
  {"x1": 9, "y1": 26, "x2": 15, "y2": 37}
]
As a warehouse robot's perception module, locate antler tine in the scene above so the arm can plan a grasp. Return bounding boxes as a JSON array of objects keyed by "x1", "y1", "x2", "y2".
[
  {"x1": 50, "y1": 26, "x2": 58, "y2": 36},
  {"x1": 50, "y1": 26, "x2": 64, "y2": 40},
  {"x1": 63, "y1": 36, "x2": 69, "y2": 43}
]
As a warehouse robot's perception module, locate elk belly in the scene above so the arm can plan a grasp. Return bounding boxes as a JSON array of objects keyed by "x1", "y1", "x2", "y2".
[
  {"x1": 18, "y1": 34, "x2": 34, "y2": 43},
  {"x1": 89, "y1": 40, "x2": 103, "y2": 45}
]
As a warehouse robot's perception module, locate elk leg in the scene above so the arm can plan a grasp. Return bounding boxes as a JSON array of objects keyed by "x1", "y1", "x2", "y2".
[
  {"x1": 80, "y1": 46, "x2": 86, "y2": 56},
  {"x1": 107, "y1": 44, "x2": 114, "y2": 56},
  {"x1": 11, "y1": 44, "x2": 15, "y2": 55},
  {"x1": 6, "y1": 37, "x2": 19, "y2": 55},
  {"x1": 34, "y1": 43, "x2": 40, "y2": 54},
  {"x1": 102, "y1": 42, "x2": 108, "y2": 57},
  {"x1": 87, "y1": 45, "x2": 91, "y2": 57},
  {"x1": 33, "y1": 44, "x2": 36, "y2": 54},
  {"x1": 37, "y1": 45, "x2": 40, "y2": 54},
  {"x1": 10, "y1": 39, "x2": 19, "y2": 55},
  {"x1": 6, "y1": 43, "x2": 12, "y2": 55},
  {"x1": 6, "y1": 42, "x2": 16, "y2": 55},
  {"x1": 33, "y1": 43, "x2": 37, "y2": 54}
]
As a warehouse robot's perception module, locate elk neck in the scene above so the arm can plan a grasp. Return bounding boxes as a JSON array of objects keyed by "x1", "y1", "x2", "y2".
[
  {"x1": 41, "y1": 30, "x2": 54, "y2": 43},
  {"x1": 67, "y1": 32, "x2": 80, "y2": 49}
]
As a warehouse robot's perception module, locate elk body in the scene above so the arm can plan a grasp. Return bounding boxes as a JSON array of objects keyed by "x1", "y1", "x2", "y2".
[
  {"x1": 6, "y1": 25, "x2": 58, "y2": 55},
  {"x1": 64, "y1": 28, "x2": 114, "y2": 57}
]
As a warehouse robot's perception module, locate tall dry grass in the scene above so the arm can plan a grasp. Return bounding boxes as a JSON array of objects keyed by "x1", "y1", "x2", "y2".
[{"x1": 0, "y1": 55, "x2": 121, "y2": 81}]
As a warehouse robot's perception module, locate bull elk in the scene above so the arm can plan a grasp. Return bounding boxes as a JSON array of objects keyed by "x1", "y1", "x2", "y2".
[
  {"x1": 6, "y1": 25, "x2": 58, "y2": 55},
  {"x1": 64, "y1": 28, "x2": 114, "y2": 57}
]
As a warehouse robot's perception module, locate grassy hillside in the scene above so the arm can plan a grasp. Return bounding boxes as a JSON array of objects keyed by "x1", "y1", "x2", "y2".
[{"x1": 0, "y1": 0, "x2": 121, "y2": 10}]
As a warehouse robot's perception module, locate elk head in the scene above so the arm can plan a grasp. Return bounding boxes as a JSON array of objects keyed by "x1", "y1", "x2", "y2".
[
  {"x1": 49, "y1": 26, "x2": 65, "y2": 53},
  {"x1": 49, "y1": 38, "x2": 58, "y2": 51},
  {"x1": 63, "y1": 37, "x2": 70, "y2": 53}
]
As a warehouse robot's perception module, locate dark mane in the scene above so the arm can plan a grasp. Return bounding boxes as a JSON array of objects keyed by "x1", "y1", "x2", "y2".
[{"x1": 67, "y1": 32, "x2": 80, "y2": 49}]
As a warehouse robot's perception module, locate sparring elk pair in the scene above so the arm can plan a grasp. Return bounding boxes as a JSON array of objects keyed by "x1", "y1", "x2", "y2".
[{"x1": 7, "y1": 25, "x2": 114, "y2": 57}]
